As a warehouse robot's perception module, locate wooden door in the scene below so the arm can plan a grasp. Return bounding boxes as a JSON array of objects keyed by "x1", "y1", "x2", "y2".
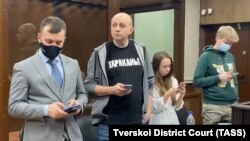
[{"x1": 230, "y1": 24, "x2": 249, "y2": 102}]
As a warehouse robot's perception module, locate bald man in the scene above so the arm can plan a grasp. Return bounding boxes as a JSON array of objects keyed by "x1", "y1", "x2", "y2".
[{"x1": 84, "y1": 12, "x2": 154, "y2": 140}]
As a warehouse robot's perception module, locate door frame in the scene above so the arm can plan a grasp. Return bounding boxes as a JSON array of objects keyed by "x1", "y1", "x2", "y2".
[{"x1": 121, "y1": 0, "x2": 185, "y2": 81}]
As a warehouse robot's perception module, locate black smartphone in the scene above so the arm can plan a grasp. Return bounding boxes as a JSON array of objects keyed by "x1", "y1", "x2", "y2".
[
  {"x1": 232, "y1": 72, "x2": 239, "y2": 77},
  {"x1": 124, "y1": 84, "x2": 132, "y2": 90},
  {"x1": 63, "y1": 104, "x2": 81, "y2": 113}
]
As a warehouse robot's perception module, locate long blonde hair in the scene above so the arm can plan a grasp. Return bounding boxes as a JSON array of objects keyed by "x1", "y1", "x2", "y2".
[{"x1": 152, "y1": 51, "x2": 177, "y2": 105}]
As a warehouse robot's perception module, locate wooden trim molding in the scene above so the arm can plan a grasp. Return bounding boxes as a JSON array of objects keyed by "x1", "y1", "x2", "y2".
[
  {"x1": 0, "y1": 0, "x2": 8, "y2": 139},
  {"x1": 120, "y1": 0, "x2": 163, "y2": 8},
  {"x1": 107, "y1": 0, "x2": 120, "y2": 41}
]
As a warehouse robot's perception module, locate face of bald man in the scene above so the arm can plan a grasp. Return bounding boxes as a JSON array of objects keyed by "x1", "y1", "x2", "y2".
[{"x1": 111, "y1": 13, "x2": 134, "y2": 42}]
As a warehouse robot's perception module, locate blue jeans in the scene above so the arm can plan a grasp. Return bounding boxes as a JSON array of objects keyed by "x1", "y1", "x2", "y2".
[{"x1": 97, "y1": 123, "x2": 109, "y2": 141}]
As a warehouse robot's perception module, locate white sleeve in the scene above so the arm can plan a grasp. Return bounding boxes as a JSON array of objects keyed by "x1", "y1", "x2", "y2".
[{"x1": 152, "y1": 87, "x2": 165, "y2": 114}]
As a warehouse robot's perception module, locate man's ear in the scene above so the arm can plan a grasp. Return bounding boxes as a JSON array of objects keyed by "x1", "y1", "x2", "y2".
[
  {"x1": 37, "y1": 33, "x2": 41, "y2": 43},
  {"x1": 128, "y1": 26, "x2": 134, "y2": 36},
  {"x1": 130, "y1": 26, "x2": 134, "y2": 34}
]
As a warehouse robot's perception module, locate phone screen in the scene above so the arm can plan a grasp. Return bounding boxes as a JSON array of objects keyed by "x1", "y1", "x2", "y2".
[
  {"x1": 64, "y1": 105, "x2": 81, "y2": 113},
  {"x1": 124, "y1": 84, "x2": 132, "y2": 90},
  {"x1": 233, "y1": 72, "x2": 239, "y2": 77}
]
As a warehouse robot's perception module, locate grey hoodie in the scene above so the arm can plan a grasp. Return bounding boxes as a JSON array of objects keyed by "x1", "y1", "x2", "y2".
[{"x1": 84, "y1": 40, "x2": 154, "y2": 125}]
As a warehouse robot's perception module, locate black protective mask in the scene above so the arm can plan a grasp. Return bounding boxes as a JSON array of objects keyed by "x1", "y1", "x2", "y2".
[{"x1": 40, "y1": 43, "x2": 62, "y2": 60}]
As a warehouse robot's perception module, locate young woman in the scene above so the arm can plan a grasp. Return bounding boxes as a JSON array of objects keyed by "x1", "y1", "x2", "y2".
[{"x1": 149, "y1": 51, "x2": 186, "y2": 125}]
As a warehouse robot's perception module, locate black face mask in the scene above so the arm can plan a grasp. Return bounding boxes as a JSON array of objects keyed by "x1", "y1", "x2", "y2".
[{"x1": 40, "y1": 43, "x2": 62, "y2": 60}]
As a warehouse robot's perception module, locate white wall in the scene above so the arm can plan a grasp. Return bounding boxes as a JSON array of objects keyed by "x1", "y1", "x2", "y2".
[
  {"x1": 184, "y1": 0, "x2": 200, "y2": 82},
  {"x1": 134, "y1": 10, "x2": 174, "y2": 62}
]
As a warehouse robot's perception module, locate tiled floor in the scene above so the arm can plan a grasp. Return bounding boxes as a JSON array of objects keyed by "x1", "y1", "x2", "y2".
[{"x1": 9, "y1": 131, "x2": 19, "y2": 141}]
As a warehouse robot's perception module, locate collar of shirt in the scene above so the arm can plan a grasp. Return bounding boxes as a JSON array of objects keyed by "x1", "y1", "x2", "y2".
[
  {"x1": 38, "y1": 48, "x2": 64, "y2": 78},
  {"x1": 38, "y1": 48, "x2": 61, "y2": 64}
]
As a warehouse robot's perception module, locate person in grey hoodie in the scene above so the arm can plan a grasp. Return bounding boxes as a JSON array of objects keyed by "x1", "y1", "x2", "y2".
[{"x1": 84, "y1": 12, "x2": 154, "y2": 141}]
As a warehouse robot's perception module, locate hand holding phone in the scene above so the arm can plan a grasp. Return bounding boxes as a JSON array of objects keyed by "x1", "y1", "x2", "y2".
[
  {"x1": 232, "y1": 72, "x2": 239, "y2": 77},
  {"x1": 177, "y1": 82, "x2": 186, "y2": 95},
  {"x1": 177, "y1": 82, "x2": 186, "y2": 89},
  {"x1": 63, "y1": 104, "x2": 81, "y2": 113},
  {"x1": 123, "y1": 84, "x2": 132, "y2": 90}
]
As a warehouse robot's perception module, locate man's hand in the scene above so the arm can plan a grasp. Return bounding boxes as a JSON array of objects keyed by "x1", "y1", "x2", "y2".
[
  {"x1": 65, "y1": 100, "x2": 81, "y2": 116},
  {"x1": 219, "y1": 72, "x2": 233, "y2": 82},
  {"x1": 48, "y1": 102, "x2": 67, "y2": 119},
  {"x1": 111, "y1": 83, "x2": 131, "y2": 97}
]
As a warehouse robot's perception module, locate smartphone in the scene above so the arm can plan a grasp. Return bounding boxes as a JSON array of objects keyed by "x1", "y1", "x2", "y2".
[
  {"x1": 232, "y1": 72, "x2": 239, "y2": 77},
  {"x1": 178, "y1": 82, "x2": 186, "y2": 89},
  {"x1": 124, "y1": 84, "x2": 132, "y2": 90},
  {"x1": 63, "y1": 104, "x2": 81, "y2": 113}
]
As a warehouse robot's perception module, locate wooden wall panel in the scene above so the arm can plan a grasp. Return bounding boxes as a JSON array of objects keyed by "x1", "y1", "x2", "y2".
[
  {"x1": 185, "y1": 84, "x2": 202, "y2": 124},
  {"x1": 1, "y1": 0, "x2": 9, "y2": 139},
  {"x1": 8, "y1": 0, "x2": 107, "y2": 73},
  {"x1": 107, "y1": 0, "x2": 120, "y2": 41},
  {"x1": 6, "y1": 0, "x2": 107, "y2": 132},
  {"x1": 232, "y1": 0, "x2": 250, "y2": 23},
  {"x1": 120, "y1": 0, "x2": 163, "y2": 8},
  {"x1": 0, "y1": 0, "x2": 4, "y2": 139}
]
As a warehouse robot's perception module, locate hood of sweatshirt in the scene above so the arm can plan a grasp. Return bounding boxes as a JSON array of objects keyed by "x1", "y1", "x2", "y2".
[{"x1": 202, "y1": 45, "x2": 227, "y2": 56}]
